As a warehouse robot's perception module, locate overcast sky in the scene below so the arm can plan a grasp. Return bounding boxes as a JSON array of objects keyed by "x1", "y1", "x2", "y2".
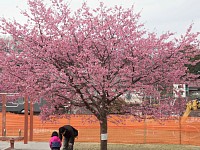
[{"x1": 0, "y1": 0, "x2": 200, "y2": 37}]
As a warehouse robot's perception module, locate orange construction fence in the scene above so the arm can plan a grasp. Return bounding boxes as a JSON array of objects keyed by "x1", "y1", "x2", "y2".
[{"x1": 1, "y1": 113, "x2": 200, "y2": 146}]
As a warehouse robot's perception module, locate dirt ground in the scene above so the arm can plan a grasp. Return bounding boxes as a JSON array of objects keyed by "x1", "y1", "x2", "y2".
[{"x1": 74, "y1": 143, "x2": 200, "y2": 150}]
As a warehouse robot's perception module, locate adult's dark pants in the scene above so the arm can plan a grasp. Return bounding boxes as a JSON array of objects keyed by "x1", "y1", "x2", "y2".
[{"x1": 62, "y1": 137, "x2": 74, "y2": 150}]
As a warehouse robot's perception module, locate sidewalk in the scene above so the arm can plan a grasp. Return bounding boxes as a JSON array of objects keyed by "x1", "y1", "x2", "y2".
[{"x1": 0, "y1": 141, "x2": 49, "y2": 150}]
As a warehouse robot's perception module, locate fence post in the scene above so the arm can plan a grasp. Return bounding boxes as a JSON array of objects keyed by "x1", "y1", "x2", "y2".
[
  {"x1": 30, "y1": 100, "x2": 33, "y2": 141},
  {"x1": 3, "y1": 129, "x2": 6, "y2": 136},
  {"x1": 178, "y1": 97, "x2": 182, "y2": 145},
  {"x1": 24, "y1": 96, "x2": 29, "y2": 144},
  {"x1": 179, "y1": 116, "x2": 182, "y2": 144},
  {"x1": 144, "y1": 115, "x2": 147, "y2": 144},
  {"x1": 1, "y1": 94, "x2": 6, "y2": 137},
  {"x1": 19, "y1": 129, "x2": 21, "y2": 137}
]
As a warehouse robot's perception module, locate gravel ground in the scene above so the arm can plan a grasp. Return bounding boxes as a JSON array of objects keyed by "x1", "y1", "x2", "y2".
[{"x1": 73, "y1": 143, "x2": 200, "y2": 150}]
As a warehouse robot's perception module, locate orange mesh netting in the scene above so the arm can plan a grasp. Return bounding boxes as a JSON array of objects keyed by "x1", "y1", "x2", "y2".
[{"x1": 0, "y1": 113, "x2": 200, "y2": 146}]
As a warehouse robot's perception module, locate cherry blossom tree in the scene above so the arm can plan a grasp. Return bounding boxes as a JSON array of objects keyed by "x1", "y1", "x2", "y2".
[{"x1": 0, "y1": 0, "x2": 199, "y2": 149}]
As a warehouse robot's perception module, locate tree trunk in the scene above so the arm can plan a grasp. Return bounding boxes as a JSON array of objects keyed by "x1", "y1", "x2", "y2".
[{"x1": 100, "y1": 114, "x2": 108, "y2": 150}]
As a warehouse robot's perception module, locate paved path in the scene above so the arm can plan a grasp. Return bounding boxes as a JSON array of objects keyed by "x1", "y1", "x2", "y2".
[{"x1": 0, "y1": 141, "x2": 49, "y2": 150}]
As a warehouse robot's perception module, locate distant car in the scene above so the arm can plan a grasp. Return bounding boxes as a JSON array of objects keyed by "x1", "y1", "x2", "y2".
[{"x1": 0, "y1": 97, "x2": 45, "y2": 114}]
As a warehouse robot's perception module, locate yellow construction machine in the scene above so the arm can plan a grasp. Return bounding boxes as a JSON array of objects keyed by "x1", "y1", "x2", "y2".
[{"x1": 182, "y1": 98, "x2": 200, "y2": 118}]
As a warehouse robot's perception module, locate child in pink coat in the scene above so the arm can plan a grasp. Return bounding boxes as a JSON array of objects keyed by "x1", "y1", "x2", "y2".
[{"x1": 49, "y1": 131, "x2": 62, "y2": 150}]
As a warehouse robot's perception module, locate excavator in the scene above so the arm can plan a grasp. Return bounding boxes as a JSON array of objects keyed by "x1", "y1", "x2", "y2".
[{"x1": 182, "y1": 98, "x2": 200, "y2": 119}]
